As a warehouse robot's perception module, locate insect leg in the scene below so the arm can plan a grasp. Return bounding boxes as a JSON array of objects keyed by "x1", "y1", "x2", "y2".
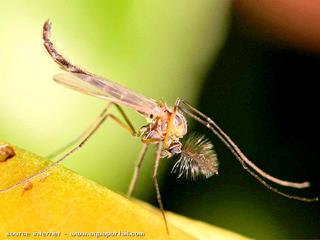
[
  {"x1": 47, "y1": 103, "x2": 136, "y2": 159},
  {"x1": 46, "y1": 104, "x2": 111, "y2": 159},
  {"x1": 153, "y1": 142, "x2": 170, "y2": 234},
  {"x1": 127, "y1": 143, "x2": 149, "y2": 198},
  {"x1": 179, "y1": 99, "x2": 310, "y2": 188},
  {"x1": 0, "y1": 104, "x2": 136, "y2": 193},
  {"x1": 178, "y1": 99, "x2": 318, "y2": 202},
  {"x1": 111, "y1": 104, "x2": 137, "y2": 136}
]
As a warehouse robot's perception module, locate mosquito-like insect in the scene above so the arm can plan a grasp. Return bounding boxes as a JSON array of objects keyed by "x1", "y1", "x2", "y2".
[{"x1": 0, "y1": 20, "x2": 318, "y2": 234}]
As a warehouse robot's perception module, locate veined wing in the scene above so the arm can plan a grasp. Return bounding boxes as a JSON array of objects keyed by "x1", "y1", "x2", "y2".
[{"x1": 53, "y1": 73, "x2": 163, "y2": 117}]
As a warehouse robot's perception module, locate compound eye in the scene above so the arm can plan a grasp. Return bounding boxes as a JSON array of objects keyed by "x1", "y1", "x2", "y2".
[{"x1": 173, "y1": 113, "x2": 187, "y2": 136}]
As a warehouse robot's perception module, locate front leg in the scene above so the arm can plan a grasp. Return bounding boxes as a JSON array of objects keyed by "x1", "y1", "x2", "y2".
[
  {"x1": 127, "y1": 143, "x2": 149, "y2": 198},
  {"x1": 152, "y1": 142, "x2": 169, "y2": 234}
]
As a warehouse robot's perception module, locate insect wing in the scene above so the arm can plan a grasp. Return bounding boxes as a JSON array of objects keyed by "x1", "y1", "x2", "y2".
[{"x1": 53, "y1": 73, "x2": 163, "y2": 117}]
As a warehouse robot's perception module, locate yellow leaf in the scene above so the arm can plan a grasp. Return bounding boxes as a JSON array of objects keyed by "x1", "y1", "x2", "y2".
[{"x1": 0, "y1": 142, "x2": 249, "y2": 239}]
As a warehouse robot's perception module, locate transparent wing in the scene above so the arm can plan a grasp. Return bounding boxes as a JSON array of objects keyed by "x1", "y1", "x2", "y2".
[{"x1": 53, "y1": 73, "x2": 163, "y2": 117}]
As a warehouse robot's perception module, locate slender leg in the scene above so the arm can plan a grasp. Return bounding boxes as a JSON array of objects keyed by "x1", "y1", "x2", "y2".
[
  {"x1": 153, "y1": 142, "x2": 169, "y2": 234},
  {"x1": 127, "y1": 143, "x2": 149, "y2": 198},
  {"x1": 46, "y1": 103, "x2": 136, "y2": 159},
  {"x1": 179, "y1": 99, "x2": 310, "y2": 188},
  {"x1": 46, "y1": 104, "x2": 110, "y2": 159},
  {"x1": 178, "y1": 99, "x2": 319, "y2": 202},
  {"x1": 0, "y1": 107, "x2": 136, "y2": 193}
]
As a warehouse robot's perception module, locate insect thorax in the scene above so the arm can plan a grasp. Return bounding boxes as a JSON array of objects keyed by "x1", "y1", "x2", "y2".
[{"x1": 139, "y1": 109, "x2": 187, "y2": 158}]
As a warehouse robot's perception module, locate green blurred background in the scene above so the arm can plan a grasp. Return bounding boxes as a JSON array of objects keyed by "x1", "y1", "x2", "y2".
[{"x1": 1, "y1": 1, "x2": 319, "y2": 239}]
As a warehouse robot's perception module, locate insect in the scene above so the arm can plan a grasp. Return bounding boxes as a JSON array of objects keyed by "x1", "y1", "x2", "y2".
[{"x1": 0, "y1": 20, "x2": 318, "y2": 234}]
